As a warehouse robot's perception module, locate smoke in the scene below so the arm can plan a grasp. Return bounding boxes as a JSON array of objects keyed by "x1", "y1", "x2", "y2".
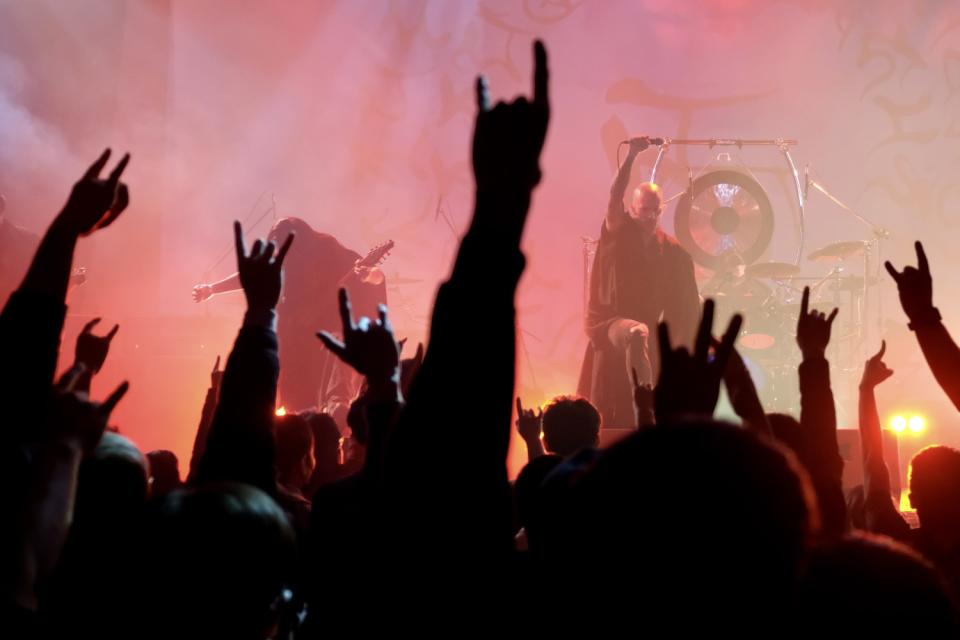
[{"x1": 0, "y1": 51, "x2": 79, "y2": 225}]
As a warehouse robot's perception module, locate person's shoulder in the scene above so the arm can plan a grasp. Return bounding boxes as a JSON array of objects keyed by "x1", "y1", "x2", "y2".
[{"x1": 658, "y1": 229, "x2": 691, "y2": 258}]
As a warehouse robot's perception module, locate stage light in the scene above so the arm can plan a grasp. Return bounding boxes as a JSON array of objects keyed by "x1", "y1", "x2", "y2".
[
  {"x1": 890, "y1": 415, "x2": 907, "y2": 433},
  {"x1": 275, "y1": 406, "x2": 287, "y2": 417},
  {"x1": 909, "y1": 415, "x2": 926, "y2": 434}
]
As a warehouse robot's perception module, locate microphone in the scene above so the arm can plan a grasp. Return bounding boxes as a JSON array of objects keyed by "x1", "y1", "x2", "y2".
[{"x1": 621, "y1": 136, "x2": 665, "y2": 146}]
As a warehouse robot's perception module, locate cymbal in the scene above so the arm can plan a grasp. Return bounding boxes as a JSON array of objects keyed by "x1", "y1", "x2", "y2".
[
  {"x1": 808, "y1": 241, "x2": 869, "y2": 262},
  {"x1": 828, "y1": 275, "x2": 879, "y2": 292},
  {"x1": 744, "y1": 262, "x2": 800, "y2": 279}
]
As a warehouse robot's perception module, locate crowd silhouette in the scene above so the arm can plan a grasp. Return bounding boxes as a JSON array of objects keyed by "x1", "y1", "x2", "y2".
[{"x1": 5, "y1": 41, "x2": 960, "y2": 637}]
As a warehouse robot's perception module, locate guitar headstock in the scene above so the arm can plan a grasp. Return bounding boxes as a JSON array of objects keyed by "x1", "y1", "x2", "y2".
[{"x1": 359, "y1": 239, "x2": 394, "y2": 269}]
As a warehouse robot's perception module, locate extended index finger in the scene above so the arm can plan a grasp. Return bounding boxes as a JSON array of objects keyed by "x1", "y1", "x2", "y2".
[
  {"x1": 338, "y1": 287, "x2": 355, "y2": 333},
  {"x1": 916, "y1": 241, "x2": 929, "y2": 275},
  {"x1": 714, "y1": 314, "x2": 743, "y2": 373},
  {"x1": 100, "y1": 380, "x2": 130, "y2": 417},
  {"x1": 107, "y1": 153, "x2": 130, "y2": 185},
  {"x1": 533, "y1": 39, "x2": 548, "y2": 109},
  {"x1": 82, "y1": 317, "x2": 102, "y2": 334},
  {"x1": 695, "y1": 299, "x2": 715, "y2": 361},
  {"x1": 233, "y1": 221, "x2": 246, "y2": 261},
  {"x1": 84, "y1": 148, "x2": 111, "y2": 180},
  {"x1": 876, "y1": 340, "x2": 887, "y2": 360}
]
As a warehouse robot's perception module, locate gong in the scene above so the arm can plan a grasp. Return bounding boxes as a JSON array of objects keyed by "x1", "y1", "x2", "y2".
[{"x1": 673, "y1": 170, "x2": 775, "y2": 270}]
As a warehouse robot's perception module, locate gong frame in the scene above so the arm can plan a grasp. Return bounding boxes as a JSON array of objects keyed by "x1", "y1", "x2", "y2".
[{"x1": 649, "y1": 138, "x2": 806, "y2": 267}]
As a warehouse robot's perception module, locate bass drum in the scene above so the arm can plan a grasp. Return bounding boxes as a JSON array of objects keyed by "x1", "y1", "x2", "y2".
[
  {"x1": 712, "y1": 288, "x2": 782, "y2": 353},
  {"x1": 738, "y1": 300, "x2": 793, "y2": 352}
]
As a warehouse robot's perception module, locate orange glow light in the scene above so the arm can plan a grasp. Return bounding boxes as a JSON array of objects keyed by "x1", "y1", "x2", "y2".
[
  {"x1": 909, "y1": 415, "x2": 926, "y2": 434},
  {"x1": 890, "y1": 415, "x2": 907, "y2": 433}
]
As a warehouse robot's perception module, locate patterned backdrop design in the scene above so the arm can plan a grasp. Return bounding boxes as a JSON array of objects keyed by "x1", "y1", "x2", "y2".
[{"x1": 1, "y1": 0, "x2": 958, "y2": 474}]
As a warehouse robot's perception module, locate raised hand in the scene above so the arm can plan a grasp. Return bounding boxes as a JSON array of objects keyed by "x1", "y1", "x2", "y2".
[
  {"x1": 885, "y1": 241, "x2": 936, "y2": 324},
  {"x1": 796, "y1": 287, "x2": 839, "y2": 360},
  {"x1": 234, "y1": 220, "x2": 294, "y2": 311},
  {"x1": 74, "y1": 317, "x2": 119, "y2": 374},
  {"x1": 860, "y1": 340, "x2": 894, "y2": 389},
  {"x1": 515, "y1": 397, "x2": 543, "y2": 443},
  {"x1": 628, "y1": 136, "x2": 652, "y2": 154},
  {"x1": 55, "y1": 149, "x2": 131, "y2": 237},
  {"x1": 472, "y1": 40, "x2": 549, "y2": 193},
  {"x1": 655, "y1": 299, "x2": 742, "y2": 419},
  {"x1": 631, "y1": 367, "x2": 655, "y2": 426},
  {"x1": 192, "y1": 284, "x2": 214, "y2": 302},
  {"x1": 47, "y1": 364, "x2": 129, "y2": 452},
  {"x1": 317, "y1": 288, "x2": 400, "y2": 384}
]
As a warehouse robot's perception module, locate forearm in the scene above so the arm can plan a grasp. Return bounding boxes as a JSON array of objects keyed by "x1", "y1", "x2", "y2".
[
  {"x1": 411, "y1": 258, "x2": 521, "y2": 459},
  {"x1": 209, "y1": 272, "x2": 242, "y2": 295},
  {"x1": 0, "y1": 291, "x2": 68, "y2": 444},
  {"x1": 387, "y1": 195, "x2": 527, "y2": 549},
  {"x1": 799, "y1": 356, "x2": 840, "y2": 461},
  {"x1": 732, "y1": 388, "x2": 772, "y2": 437},
  {"x1": 799, "y1": 355, "x2": 846, "y2": 535},
  {"x1": 725, "y1": 349, "x2": 772, "y2": 437},
  {"x1": 606, "y1": 150, "x2": 637, "y2": 229},
  {"x1": 194, "y1": 315, "x2": 279, "y2": 494},
  {"x1": 466, "y1": 188, "x2": 532, "y2": 254},
  {"x1": 610, "y1": 150, "x2": 637, "y2": 203},
  {"x1": 444, "y1": 194, "x2": 526, "y2": 435},
  {"x1": 18, "y1": 219, "x2": 78, "y2": 303},
  {"x1": 187, "y1": 385, "x2": 219, "y2": 484},
  {"x1": 859, "y1": 385, "x2": 891, "y2": 497},
  {"x1": 0, "y1": 219, "x2": 78, "y2": 420},
  {"x1": 523, "y1": 436, "x2": 545, "y2": 461},
  {"x1": 362, "y1": 382, "x2": 403, "y2": 481},
  {"x1": 913, "y1": 321, "x2": 960, "y2": 411}
]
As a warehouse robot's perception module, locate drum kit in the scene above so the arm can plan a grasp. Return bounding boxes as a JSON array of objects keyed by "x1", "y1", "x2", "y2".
[
  {"x1": 658, "y1": 138, "x2": 891, "y2": 411},
  {"x1": 576, "y1": 138, "x2": 894, "y2": 411}
]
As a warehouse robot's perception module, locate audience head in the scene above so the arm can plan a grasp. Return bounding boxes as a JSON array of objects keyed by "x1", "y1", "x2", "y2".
[
  {"x1": 274, "y1": 412, "x2": 316, "y2": 493},
  {"x1": 563, "y1": 420, "x2": 817, "y2": 624},
  {"x1": 909, "y1": 445, "x2": 960, "y2": 531},
  {"x1": 302, "y1": 410, "x2": 342, "y2": 492},
  {"x1": 798, "y1": 533, "x2": 960, "y2": 634},
  {"x1": 146, "y1": 449, "x2": 181, "y2": 497},
  {"x1": 76, "y1": 432, "x2": 149, "y2": 523},
  {"x1": 138, "y1": 483, "x2": 298, "y2": 640},
  {"x1": 541, "y1": 395, "x2": 600, "y2": 457}
]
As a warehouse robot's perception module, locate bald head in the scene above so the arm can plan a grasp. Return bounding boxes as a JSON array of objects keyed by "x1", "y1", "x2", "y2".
[
  {"x1": 629, "y1": 182, "x2": 663, "y2": 234},
  {"x1": 632, "y1": 182, "x2": 662, "y2": 206}
]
